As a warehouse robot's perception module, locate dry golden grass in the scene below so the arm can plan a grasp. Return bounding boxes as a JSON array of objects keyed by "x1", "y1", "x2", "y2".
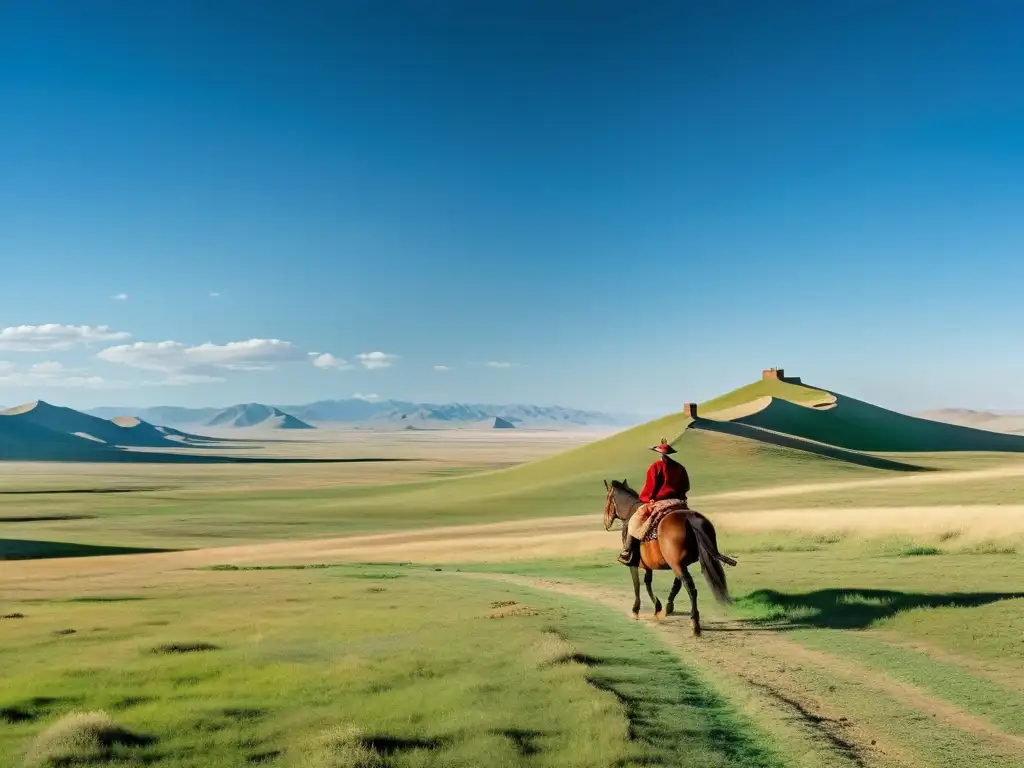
[
  {"x1": 0, "y1": 427, "x2": 615, "y2": 493},
  {"x1": 21, "y1": 711, "x2": 152, "y2": 768}
]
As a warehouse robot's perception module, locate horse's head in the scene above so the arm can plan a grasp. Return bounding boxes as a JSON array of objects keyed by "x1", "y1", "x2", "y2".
[{"x1": 603, "y1": 478, "x2": 636, "y2": 530}]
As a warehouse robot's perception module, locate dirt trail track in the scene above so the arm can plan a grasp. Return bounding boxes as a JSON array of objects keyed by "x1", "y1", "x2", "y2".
[{"x1": 465, "y1": 573, "x2": 1024, "y2": 768}]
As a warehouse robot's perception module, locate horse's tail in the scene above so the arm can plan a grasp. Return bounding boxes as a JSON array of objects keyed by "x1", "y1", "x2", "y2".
[{"x1": 687, "y1": 513, "x2": 736, "y2": 605}]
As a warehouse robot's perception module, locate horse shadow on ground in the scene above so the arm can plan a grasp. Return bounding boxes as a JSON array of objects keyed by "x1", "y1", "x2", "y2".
[{"x1": 738, "y1": 588, "x2": 1024, "y2": 630}]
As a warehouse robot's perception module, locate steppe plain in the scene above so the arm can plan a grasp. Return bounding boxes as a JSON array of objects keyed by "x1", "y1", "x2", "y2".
[{"x1": 2, "y1": 377, "x2": 1023, "y2": 768}]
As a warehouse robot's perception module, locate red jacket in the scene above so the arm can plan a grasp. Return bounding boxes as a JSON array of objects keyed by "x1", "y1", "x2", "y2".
[{"x1": 639, "y1": 458, "x2": 690, "y2": 503}]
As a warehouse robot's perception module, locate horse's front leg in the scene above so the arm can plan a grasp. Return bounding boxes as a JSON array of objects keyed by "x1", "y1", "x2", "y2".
[
  {"x1": 643, "y1": 568, "x2": 663, "y2": 619},
  {"x1": 630, "y1": 566, "x2": 641, "y2": 618}
]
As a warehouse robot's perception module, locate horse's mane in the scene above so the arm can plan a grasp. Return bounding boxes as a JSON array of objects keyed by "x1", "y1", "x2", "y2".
[{"x1": 610, "y1": 479, "x2": 637, "y2": 496}]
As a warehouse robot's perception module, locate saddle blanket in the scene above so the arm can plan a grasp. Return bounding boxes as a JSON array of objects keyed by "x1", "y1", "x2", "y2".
[{"x1": 629, "y1": 499, "x2": 689, "y2": 541}]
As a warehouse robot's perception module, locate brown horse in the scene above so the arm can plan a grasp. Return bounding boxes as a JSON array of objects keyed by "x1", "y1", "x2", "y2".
[{"x1": 603, "y1": 479, "x2": 736, "y2": 636}]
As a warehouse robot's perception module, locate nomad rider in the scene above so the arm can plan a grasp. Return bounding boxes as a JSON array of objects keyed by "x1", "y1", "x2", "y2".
[{"x1": 618, "y1": 439, "x2": 690, "y2": 565}]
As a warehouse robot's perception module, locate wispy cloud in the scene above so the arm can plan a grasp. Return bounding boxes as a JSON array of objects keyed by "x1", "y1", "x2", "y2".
[
  {"x1": 112, "y1": 293, "x2": 129, "y2": 301},
  {"x1": 312, "y1": 353, "x2": 352, "y2": 370},
  {"x1": 98, "y1": 338, "x2": 305, "y2": 374},
  {"x1": 485, "y1": 361, "x2": 516, "y2": 369},
  {"x1": 0, "y1": 361, "x2": 122, "y2": 389},
  {"x1": 143, "y1": 373, "x2": 227, "y2": 386},
  {"x1": 352, "y1": 392, "x2": 380, "y2": 401},
  {"x1": 0, "y1": 324, "x2": 131, "y2": 352},
  {"x1": 357, "y1": 351, "x2": 398, "y2": 370},
  {"x1": 209, "y1": 291, "x2": 221, "y2": 298},
  {"x1": 433, "y1": 364, "x2": 452, "y2": 371}
]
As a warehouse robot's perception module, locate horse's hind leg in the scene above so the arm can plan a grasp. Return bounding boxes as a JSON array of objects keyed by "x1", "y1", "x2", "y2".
[
  {"x1": 630, "y1": 567, "x2": 642, "y2": 618},
  {"x1": 665, "y1": 578, "x2": 683, "y2": 616},
  {"x1": 643, "y1": 568, "x2": 663, "y2": 619},
  {"x1": 680, "y1": 567, "x2": 700, "y2": 636}
]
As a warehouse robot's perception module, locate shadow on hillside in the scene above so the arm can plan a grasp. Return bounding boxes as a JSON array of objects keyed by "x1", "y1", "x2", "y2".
[
  {"x1": 739, "y1": 588, "x2": 1024, "y2": 630},
  {"x1": 0, "y1": 488, "x2": 169, "y2": 496},
  {"x1": 169, "y1": 435, "x2": 319, "y2": 445},
  {"x1": 750, "y1": 383, "x2": 1024, "y2": 453},
  {"x1": 0, "y1": 451, "x2": 417, "y2": 465},
  {"x1": 0, "y1": 538, "x2": 175, "y2": 560},
  {"x1": 689, "y1": 418, "x2": 932, "y2": 472}
]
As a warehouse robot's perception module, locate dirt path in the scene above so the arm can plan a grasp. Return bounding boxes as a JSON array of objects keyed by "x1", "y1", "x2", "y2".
[{"x1": 462, "y1": 573, "x2": 1024, "y2": 768}]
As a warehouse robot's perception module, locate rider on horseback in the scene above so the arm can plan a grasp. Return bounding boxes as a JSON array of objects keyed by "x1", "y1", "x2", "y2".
[{"x1": 618, "y1": 439, "x2": 690, "y2": 565}]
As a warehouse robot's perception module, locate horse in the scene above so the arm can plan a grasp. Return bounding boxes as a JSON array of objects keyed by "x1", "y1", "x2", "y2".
[{"x1": 603, "y1": 478, "x2": 736, "y2": 636}]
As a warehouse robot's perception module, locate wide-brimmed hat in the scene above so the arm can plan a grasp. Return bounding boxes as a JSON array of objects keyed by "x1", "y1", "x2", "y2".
[{"x1": 651, "y1": 438, "x2": 676, "y2": 455}]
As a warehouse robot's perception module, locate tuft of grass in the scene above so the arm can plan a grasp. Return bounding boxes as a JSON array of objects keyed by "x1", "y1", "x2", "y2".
[
  {"x1": 2, "y1": 612, "x2": 26, "y2": 619},
  {"x1": 65, "y1": 596, "x2": 147, "y2": 603},
  {"x1": 899, "y1": 546, "x2": 943, "y2": 557},
  {"x1": 148, "y1": 642, "x2": 220, "y2": 655},
  {"x1": 22, "y1": 710, "x2": 154, "y2": 768},
  {"x1": 960, "y1": 541, "x2": 1018, "y2": 556},
  {"x1": 299, "y1": 724, "x2": 385, "y2": 768}
]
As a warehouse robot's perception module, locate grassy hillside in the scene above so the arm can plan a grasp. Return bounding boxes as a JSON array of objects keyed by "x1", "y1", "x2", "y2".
[
  {"x1": 731, "y1": 393, "x2": 1024, "y2": 453},
  {"x1": 288, "y1": 408, "x2": 917, "y2": 528},
  {"x1": 700, "y1": 378, "x2": 835, "y2": 413}
]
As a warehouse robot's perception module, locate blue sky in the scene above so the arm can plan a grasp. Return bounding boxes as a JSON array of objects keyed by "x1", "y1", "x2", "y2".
[{"x1": 2, "y1": 1, "x2": 1023, "y2": 415}]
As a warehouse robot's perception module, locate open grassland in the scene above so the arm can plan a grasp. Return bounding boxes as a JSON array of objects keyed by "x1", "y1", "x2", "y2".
[
  {"x1": 3, "y1": 411, "x2": 1024, "y2": 767},
  {"x1": 0, "y1": 564, "x2": 787, "y2": 768},
  {"x1": 7, "y1": 417, "x2": 1024, "y2": 557},
  {"x1": 2, "y1": 530, "x2": 1022, "y2": 767}
]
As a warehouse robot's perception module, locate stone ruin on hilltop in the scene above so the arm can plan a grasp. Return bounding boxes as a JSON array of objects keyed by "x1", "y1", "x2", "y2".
[{"x1": 761, "y1": 367, "x2": 802, "y2": 384}]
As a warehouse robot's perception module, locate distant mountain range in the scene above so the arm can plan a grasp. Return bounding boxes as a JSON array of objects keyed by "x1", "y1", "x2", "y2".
[
  {"x1": 207, "y1": 403, "x2": 315, "y2": 430},
  {"x1": 916, "y1": 408, "x2": 1024, "y2": 435},
  {"x1": 85, "y1": 399, "x2": 634, "y2": 429},
  {"x1": 0, "y1": 400, "x2": 223, "y2": 461}
]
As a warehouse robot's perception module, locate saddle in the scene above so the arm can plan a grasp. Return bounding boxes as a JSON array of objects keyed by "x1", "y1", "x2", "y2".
[{"x1": 637, "y1": 499, "x2": 689, "y2": 542}]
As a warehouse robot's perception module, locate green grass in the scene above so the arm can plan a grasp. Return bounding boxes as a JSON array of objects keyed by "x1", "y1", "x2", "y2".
[
  {"x1": 0, "y1": 565, "x2": 784, "y2": 768},
  {"x1": 791, "y1": 629, "x2": 1024, "y2": 736},
  {"x1": 699, "y1": 377, "x2": 835, "y2": 413},
  {"x1": 0, "y1": 414, "x2": 933, "y2": 552},
  {"x1": 701, "y1": 376, "x2": 1024, "y2": 454},
  {"x1": 706, "y1": 467, "x2": 1024, "y2": 511}
]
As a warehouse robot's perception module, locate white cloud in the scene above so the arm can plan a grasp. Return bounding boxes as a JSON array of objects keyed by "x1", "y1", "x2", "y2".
[
  {"x1": 312, "y1": 353, "x2": 352, "y2": 371},
  {"x1": 112, "y1": 293, "x2": 129, "y2": 301},
  {"x1": 352, "y1": 393, "x2": 380, "y2": 401},
  {"x1": 209, "y1": 292, "x2": 221, "y2": 298},
  {"x1": 141, "y1": 373, "x2": 227, "y2": 386},
  {"x1": 0, "y1": 324, "x2": 130, "y2": 352},
  {"x1": 357, "y1": 351, "x2": 398, "y2": 370},
  {"x1": 485, "y1": 361, "x2": 515, "y2": 369},
  {"x1": 433, "y1": 364, "x2": 452, "y2": 371},
  {"x1": 0, "y1": 361, "x2": 119, "y2": 390},
  {"x1": 30, "y1": 361, "x2": 64, "y2": 374},
  {"x1": 97, "y1": 338, "x2": 305, "y2": 374}
]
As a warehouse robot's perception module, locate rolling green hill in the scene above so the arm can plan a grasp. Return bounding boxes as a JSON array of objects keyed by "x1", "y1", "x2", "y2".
[
  {"x1": 313, "y1": 407, "x2": 917, "y2": 527},
  {"x1": 700, "y1": 376, "x2": 1024, "y2": 453},
  {"x1": 321, "y1": 370, "x2": 1023, "y2": 525}
]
